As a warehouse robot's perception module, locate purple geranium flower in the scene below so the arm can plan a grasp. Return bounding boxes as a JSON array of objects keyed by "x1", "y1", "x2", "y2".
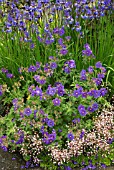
[
  {"x1": 60, "y1": 48, "x2": 68, "y2": 55},
  {"x1": 47, "y1": 119, "x2": 54, "y2": 127},
  {"x1": 55, "y1": 82, "x2": 64, "y2": 88},
  {"x1": 42, "y1": 117, "x2": 49, "y2": 123},
  {"x1": 80, "y1": 75, "x2": 87, "y2": 81},
  {"x1": 73, "y1": 90, "x2": 81, "y2": 97},
  {"x1": 0, "y1": 90, "x2": 3, "y2": 96},
  {"x1": 24, "y1": 108, "x2": 32, "y2": 116},
  {"x1": 1, "y1": 146, "x2": 7, "y2": 151},
  {"x1": 57, "y1": 89, "x2": 65, "y2": 96},
  {"x1": 101, "y1": 163, "x2": 107, "y2": 168},
  {"x1": 65, "y1": 36, "x2": 71, "y2": 41},
  {"x1": 31, "y1": 90, "x2": 36, "y2": 96},
  {"x1": 48, "y1": 133, "x2": 56, "y2": 141},
  {"x1": 58, "y1": 38, "x2": 63, "y2": 45},
  {"x1": 77, "y1": 86, "x2": 83, "y2": 93},
  {"x1": 43, "y1": 131, "x2": 49, "y2": 137},
  {"x1": 82, "y1": 43, "x2": 94, "y2": 57},
  {"x1": 49, "y1": 56, "x2": 54, "y2": 60},
  {"x1": 72, "y1": 118, "x2": 80, "y2": 124},
  {"x1": 39, "y1": 79, "x2": 46, "y2": 85},
  {"x1": 52, "y1": 98, "x2": 61, "y2": 106},
  {"x1": 30, "y1": 43, "x2": 34, "y2": 49},
  {"x1": 67, "y1": 133, "x2": 74, "y2": 141},
  {"x1": 16, "y1": 133, "x2": 24, "y2": 144},
  {"x1": 107, "y1": 138, "x2": 114, "y2": 144},
  {"x1": 78, "y1": 104, "x2": 85, "y2": 111},
  {"x1": 88, "y1": 66, "x2": 94, "y2": 73},
  {"x1": 35, "y1": 86, "x2": 42, "y2": 96},
  {"x1": 68, "y1": 60, "x2": 76, "y2": 69},
  {"x1": 47, "y1": 86, "x2": 57, "y2": 96},
  {"x1": 100, "y1": 67, "x2": 106, "y2": 73},
  {"x1": 53, "y1": 27, "x2": 59, "y2": 34},
  {"x1": 63, "y1": 66, "x2": 71, "y2": 74},
  {"x1": 28, "y1": 65, "x2": 37, "y2": 72},
  {"x1": 87, "y1": 164, "x2": 96, "y2": 169},
  {"x1": 43, "y1": 138, "x2": 50, "y2": 145},
  {"x1": 95, "y1": 61, "x2": 102, "y2": 68},
  {"x1": 84, "y1": 43, "x2": 91, "y2": 49},
  {"x1": 34, "y1": 75, "x2": 40, "y2": 82},
  {"x1": 80, "y1": 69, "x2": 86, "y2": 75},
  {"x1": 100, "y1": 88, "x2": 108, "y2": 96},
  {"x1": 82, "y1": 49, "x2": 92, "y2": 56},
  {"x1": 80, "y1": 69, "x2": 87, "y2": 80},
  {"x1": 87, "y1": 106, "x2": 94, "y2": 112},
  {"x1": 92, "y1": 102, "x2": 98, "y2": 111},
  {"x1": 94, "y1": 78, "x2": 102, "y2": 86},
  {"x1": 79, "y1": 130, "x2": 85, "y2": 139},
  {"x1": 82, "y1": 92, "x2": 87, "y2": 98},
  {"x1": 93, "y1": 90, "x2": 100, "y2": 98},
  {"x1": 36, "y1": 61, "x2": 40, "y2": 69},
  {"x1": 78, "y1": 105, "x2": 87, "y2": 116},
  {"x1": 6, "y1": 73, "x2": 13, "y2": 78},
  {"x1": 88, "y1": 90, "x2": 100, "y2": 98},
  {"x1": 97, "y1": 73, "x2": 105, "y2": 79},
  {"x1": 64, "y1": 166, "x2": 72, "y2": 170},
  {"x1": 12, "y1": 157, "x2": 16, "y2": 160},
  {"x1": 59, "y1": 27, "x2": 65, "y2": 36},
  {"x1": 40, "y1": 126, "x2": 44, "y2": 133},
  {"x1": 79, "y1": 109, "x2": 87, "y2": 116},
  {"x1": 50, "y1": 62, "x2": 57, "y2": 69},
  {"x1": 12, "y1": 98, "x2": 18, "y2": 105},
  {"x1": 34, "y1": 110, "x2": 38, "y2": 119},
  {"x1": 1, "y1": 68, "x2": 8, "y2": 73}
]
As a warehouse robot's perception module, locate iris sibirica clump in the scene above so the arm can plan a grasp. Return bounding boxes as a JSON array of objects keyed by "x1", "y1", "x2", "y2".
[{"x1": 0, "y1": 0, "x2": 113, "y2": 76}]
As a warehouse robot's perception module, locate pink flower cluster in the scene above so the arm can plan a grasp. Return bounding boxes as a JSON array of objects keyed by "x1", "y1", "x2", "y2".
[{"x1": 47, "y1": 110, "x2": 113, "y2": 164}]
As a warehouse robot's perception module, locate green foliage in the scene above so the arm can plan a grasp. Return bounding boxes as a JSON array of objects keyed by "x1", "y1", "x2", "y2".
[
  {"x1": 0, "y1": 1, "x2": 114, "y2": 169},
  {"x1": 0, "y1": 54, "x2": 113, "y2": 169}
]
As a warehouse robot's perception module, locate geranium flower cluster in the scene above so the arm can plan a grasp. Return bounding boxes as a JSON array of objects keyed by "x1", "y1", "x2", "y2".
[
  {"x1": 0, "y1": 43, "x2": 113, "y2": 169},
  {"x1": 63, "y1": 60, "x2": 76, "y2": 74},
  {"x1": 82, "y1": 43, "x2": 95, "y2": 58}
]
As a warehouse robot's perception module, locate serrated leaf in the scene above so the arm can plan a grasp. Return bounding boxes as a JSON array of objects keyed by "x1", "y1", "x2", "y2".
[{"x1": 103, "y1": 157, "x2": 111, "y2": 166}]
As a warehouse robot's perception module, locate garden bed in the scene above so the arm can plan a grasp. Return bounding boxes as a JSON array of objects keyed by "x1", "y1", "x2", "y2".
[{"x1": 0, "y1": 1, "x2": 114, "y2": 170}]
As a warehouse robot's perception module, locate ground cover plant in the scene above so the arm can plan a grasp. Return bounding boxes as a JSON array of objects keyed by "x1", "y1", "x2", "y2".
[{"x1": 0, "y1": 0, "x2": 114, "y2": 170}]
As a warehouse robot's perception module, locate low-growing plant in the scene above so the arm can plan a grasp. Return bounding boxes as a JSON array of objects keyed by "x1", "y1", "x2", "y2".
[{"x1": 0, "y1": 46, "x2": 113, "y2": 169}]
